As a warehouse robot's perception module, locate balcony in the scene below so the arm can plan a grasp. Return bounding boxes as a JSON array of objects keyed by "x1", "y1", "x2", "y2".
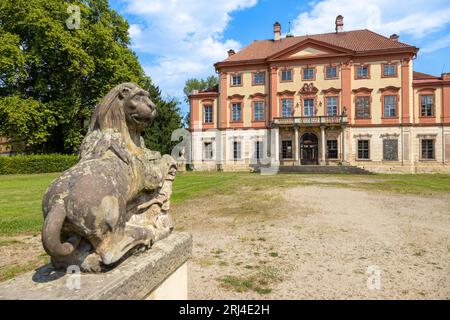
[{"x1": 272, "y1": 115, "x2": 348, "y2": 127}]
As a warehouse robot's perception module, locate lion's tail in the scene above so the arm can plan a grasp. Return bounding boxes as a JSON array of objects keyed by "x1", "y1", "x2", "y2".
[{"x1": 42, "y1": 202, "x2": 77, "y2": 257}]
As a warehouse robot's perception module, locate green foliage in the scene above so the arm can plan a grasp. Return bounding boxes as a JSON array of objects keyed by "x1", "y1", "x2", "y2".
[
  {"x1": 143, "y1": 87, "x2": 183, "y2": 156},
  {"x1": 0, "y1": 154, "x2": 77, "y2": 175},
  {"x1": 0, "y1": 97, "x2": 57, "y2": 149},
  {"x1": 0, "y1": 0, "x2": 182, "y2": 154}
]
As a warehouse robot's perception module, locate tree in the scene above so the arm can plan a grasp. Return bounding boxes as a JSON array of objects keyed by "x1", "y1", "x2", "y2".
[
  {"x1": 0, "y1": 0, "x2": 182, "y2": 154},
  {"x1": 182, "y1": 75, "x2": 218, "y2": 126},
  {"x1": 143, "y1": 86, "x2": 182, "y2": 156}
]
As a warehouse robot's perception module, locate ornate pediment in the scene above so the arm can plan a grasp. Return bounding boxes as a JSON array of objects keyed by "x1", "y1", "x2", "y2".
[
  {"x1": 299, "y1": 83, "x2": 319, "y2": 95},
  {"x1": 352, "y1": 87, "x2": 373, "y2": 94},
  {"x1": 227, "y1": 94, "x2": 245, "y2": 100},
  {"x1": 277, "y1": 90, "x2": 296, "y2": 96},
  {"x1": 321, "y1": 87, "x2": 341, "y2": 95},
  {"x1": 249, "y1": 93, "x2": 267, "y2": 99},
  {"x1": 379, "y1": 86, "x2": 401, "y2": 93}
]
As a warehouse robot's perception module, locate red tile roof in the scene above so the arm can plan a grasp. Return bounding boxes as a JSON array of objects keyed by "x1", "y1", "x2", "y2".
[
  {"x1": 413, "y1": 71, "x2": 440, "y2": 80},
  {"x1": 218, "y1": 29, "x2": 417, "y2": 65}
]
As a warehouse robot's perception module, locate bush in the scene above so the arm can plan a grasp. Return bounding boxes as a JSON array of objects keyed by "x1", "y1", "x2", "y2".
[{"x1": 0, "y1": 154, "x2": 78, "y2": 175}]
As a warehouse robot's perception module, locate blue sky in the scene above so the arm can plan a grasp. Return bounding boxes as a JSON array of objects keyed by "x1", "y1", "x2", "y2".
[{"x1": 109, "y1": 0, "x2": 450, "y2": 114}]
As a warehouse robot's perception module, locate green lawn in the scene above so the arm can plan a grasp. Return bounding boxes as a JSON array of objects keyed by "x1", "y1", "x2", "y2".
[{"x1": 1, "y1": 171, "x2": 450, "y2": 237}]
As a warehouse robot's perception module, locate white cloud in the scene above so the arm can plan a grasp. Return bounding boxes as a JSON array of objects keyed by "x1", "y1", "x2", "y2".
[
  {"x1": 291, "y1": 0, "x2": 450, "y2": 38},
  {"x1": 422, "y1": 34, "x2": 450, "y2": 53},
  {"x1": 122, "y1": 0, "x2": 257, "y2": 101}
]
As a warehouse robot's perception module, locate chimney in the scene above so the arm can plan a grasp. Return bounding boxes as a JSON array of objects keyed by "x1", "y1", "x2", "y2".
[
  {"x1": 390, "y1": 34, "x2": 399, "y2": 42},
  {"x1": 335, "y1": 15, "x2": 344, "y2": 33},
  {"x1": 227, "y1": 49, "x2": 235, "y2": 57},
  {"x1": 442, "y1": 73, "x2": 450, "y2": 81},
  {"x1": 273, "y1": 22, "x2": 281, "y2": 41}
]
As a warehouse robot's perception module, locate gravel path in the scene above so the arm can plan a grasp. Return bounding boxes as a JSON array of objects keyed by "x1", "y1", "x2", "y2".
[{"x1": 176, "y1": 183, "x2": 450, "y2": 299}]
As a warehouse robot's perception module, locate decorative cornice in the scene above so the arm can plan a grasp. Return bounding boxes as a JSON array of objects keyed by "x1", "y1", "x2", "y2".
[
  {"x1": 353, "y1": 133, "x2": 372, "y2": 139},
  {"x1": 227, "y1": 94, "x2": 245, "y2": 100},
  {"x1": 379, "y1": 86, "x2": 401, "y2": 93},
  {"x1": 416, "y1": 87, "x2": 437, "y2": 92},
  {"x1": 277, "y1": 90, "x2": 296, "y2": 96},
  {"x1": 352, "y1": 87, "x2": 374, "y2": 94},
  {"x1": 380, "y1": 133, "x2": 400, "y2": 139},
  {"x1": 249, "y1": 93, "x2": 267, "y2": 99},
  {"x1": 321, "y1": 87, "x2": 341, "y2": 95}
]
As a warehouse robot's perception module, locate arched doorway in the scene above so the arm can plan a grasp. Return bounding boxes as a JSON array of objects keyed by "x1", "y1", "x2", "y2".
[{"x1": 300, "y1": 133, "x2": 318, "y2": 165}]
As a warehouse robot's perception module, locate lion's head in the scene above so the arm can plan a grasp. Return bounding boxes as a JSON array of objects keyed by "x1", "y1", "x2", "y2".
[{"x1": 89, "y1": 83, "x2": 156, "y2": 135}]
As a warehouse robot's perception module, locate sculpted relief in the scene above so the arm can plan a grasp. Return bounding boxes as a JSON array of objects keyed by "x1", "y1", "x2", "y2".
[{"x1": 41, "y1": 83, "x2": 177, "y2": 272}]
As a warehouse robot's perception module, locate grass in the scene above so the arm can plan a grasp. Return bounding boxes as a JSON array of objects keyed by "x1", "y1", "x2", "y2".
[
  {"x1": 219, "y1": 266, "x2": 282, "y2": 295},
  {"x1": 0, "y1": 173, "x2": 59, "y2": 236},
  {"x1": 1, "y1": 171, "x2": 450, "y2": 237}
]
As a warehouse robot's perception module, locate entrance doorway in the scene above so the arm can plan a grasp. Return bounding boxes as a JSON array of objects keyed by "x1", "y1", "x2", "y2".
[{"x1": 300, "y1": 133, "x2": 318, "y2": 165}]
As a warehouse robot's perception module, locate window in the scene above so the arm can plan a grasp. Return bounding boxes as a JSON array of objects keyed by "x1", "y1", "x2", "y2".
[
  {"x1": 384, "y1": 96, "x2": 397, "y2": 117},
  {"x1": 327, "y1": 140, "x2": 338, "y2": 159},
  {"x1": 325, "y1": 66, "x2": 338, "y2": 79},
  {"x1": 281, "y1": 69, "x2": 293, "y2": 81},
  {"x1": 203, "y1": 105, "x2": 213, "y2": 123},
  {"x1": 356, "y1": 65, "x2": 369, "y2": 79},
  {"x1": 255, "y1": 141, "x2": 263, "y2": 160},
  {"x1": 281, "y1": 99, "x2": 293, "y2": 117},
  {"x1": 253, "y1": 101, "x2": 264, "y2": 121},
  {"x1": 282, "y1": 140, "x2": 293, "y2": 159},
  {"x1": 303, "y1": 68, "x2": 315, "y2": 80},
  {"x1": 233, "y1": 141, "x2": 241, "y2": 160},
  {"x1": 204, "y1": 142, "x2": 213, "y2": 160},
  {"x1": 383, "y1": 64, "x2": 396, "y2": 77},
  {"x1": 303, "y1": 99, "x2": 314, "y2": 117},
  {"x1": 421, "y1": 139, "x2": 435, "y2": 160},
  {"x1": 355, "y1": 96, "x2": 371, "y2": 119},
  {"x1": 326, "y1": 96, "x2": 338, "y2": 116},
  {"x1": 383, "y1": 139, "x2": 398, "y2": 161},
  {"x1": 231, "y1": 103, "x2": 242, "y2": 121},
  {"x1": 357, "y1": 140, "x2": 370, "y2": 160},
  {"x1": 421, "y1": 95, "x2": 434, "y2": 117},
  {"x1": 231, "y1": 74, "x2": 242, "y2": 86},
  {"x1": 253, "y1": 72, "x2": 265, "y2": 85}
]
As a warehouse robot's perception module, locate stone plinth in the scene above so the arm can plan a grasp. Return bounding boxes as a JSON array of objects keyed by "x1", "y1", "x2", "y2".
[{"x1": 0, "y1": 232, "x2": 192, "y2": 300}]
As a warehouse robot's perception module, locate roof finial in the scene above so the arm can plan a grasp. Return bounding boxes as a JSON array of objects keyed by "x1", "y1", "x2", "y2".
[{"x1": 286, "y1": 20, "x2": 293, "y2": 38}]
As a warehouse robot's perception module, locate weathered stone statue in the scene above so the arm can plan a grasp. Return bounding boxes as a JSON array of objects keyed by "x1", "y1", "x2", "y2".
[{"x1": 41, "y1": 83, "x2": 177, "y2": 272}]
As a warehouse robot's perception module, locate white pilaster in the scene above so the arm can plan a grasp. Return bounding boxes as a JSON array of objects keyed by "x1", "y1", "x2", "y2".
[{"x1": 320, "y1": 126, "x2": 326, "y2": 165}]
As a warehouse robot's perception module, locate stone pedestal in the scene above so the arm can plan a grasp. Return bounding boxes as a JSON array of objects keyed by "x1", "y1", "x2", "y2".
[{"x1": 0, "y1": 232, "x2": 192, "y2": 300}]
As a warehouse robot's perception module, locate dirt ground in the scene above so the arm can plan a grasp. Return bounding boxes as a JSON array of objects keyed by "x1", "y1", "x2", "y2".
[
  {"x1": 1, "y1": 175, "x2": 449, "y2": 299},
  {"x1": 174, "y1": 176, "x2": 450, "y2": 300}
]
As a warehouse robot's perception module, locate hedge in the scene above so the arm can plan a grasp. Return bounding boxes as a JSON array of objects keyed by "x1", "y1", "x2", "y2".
[{"x1": 0, "y1": 154, "x2": 78, "y2": 175}]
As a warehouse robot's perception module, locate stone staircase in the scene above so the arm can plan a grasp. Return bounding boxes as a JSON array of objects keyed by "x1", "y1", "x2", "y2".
[{"x1": 276, "y1": 165, "x2": 372, "y2": 174}]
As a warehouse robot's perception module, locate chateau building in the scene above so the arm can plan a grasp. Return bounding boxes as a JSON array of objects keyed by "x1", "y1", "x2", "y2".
[{"x1": 189, "y1": 16, "x2": 450, "y2": 173}]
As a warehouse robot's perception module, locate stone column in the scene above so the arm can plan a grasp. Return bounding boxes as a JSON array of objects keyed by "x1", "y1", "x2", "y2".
[
  {"x1": 341, "y1": 125, "x2": 347, "y2": 163},
  {"x1": 294, "y1": 127, "x2": 299, "y2": 165},
  {"x1": 320, "y1": 126, "x2": 326, "y2": 165},
  {"x1": 272, "y1": 127, "x2": 280, "y2": 164}
]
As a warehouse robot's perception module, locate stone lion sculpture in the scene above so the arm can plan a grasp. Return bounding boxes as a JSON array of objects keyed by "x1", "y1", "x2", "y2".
[{"x1": 41, "y1": 83, "x2": 177, "y2": 272}]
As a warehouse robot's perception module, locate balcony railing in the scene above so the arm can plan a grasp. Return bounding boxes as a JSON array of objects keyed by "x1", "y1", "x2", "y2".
[{"x1": 273, "y1": 115, "x2": 348, "y2": 126}]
